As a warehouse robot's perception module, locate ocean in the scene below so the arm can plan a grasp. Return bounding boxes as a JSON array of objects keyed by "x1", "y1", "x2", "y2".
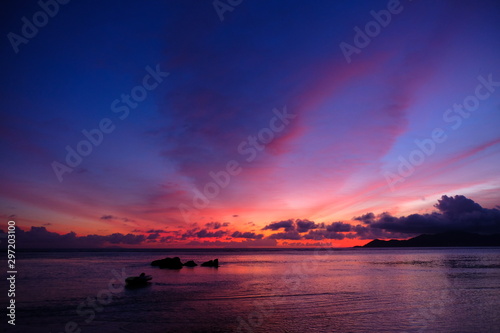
[{"x1": 5, "y1": 248, "x2": 500, "y2": 333}]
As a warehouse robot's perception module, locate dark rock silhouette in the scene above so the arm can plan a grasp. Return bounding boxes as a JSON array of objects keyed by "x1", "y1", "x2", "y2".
[
  {"x1": 361, "y1": 232, "x2": 500, "y2": 247},
  {"x1": 151, "y1": 257, "x2": 183, "y2": 269},
  {"x1": 151, "y1": 257, "x2": 220, "y2": 268},
  {"x1": 125, "y1": 273, "x2": 152, "y2": 288},
  {"x1": 201, "y1": 259, "x2": 219, "y2": 267},
  {"x1": 183, "y1": 260, "x2": 198, "y2": 267}
]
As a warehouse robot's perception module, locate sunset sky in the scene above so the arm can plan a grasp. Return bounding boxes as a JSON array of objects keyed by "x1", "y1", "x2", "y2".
[{"x1": 1, "y1": 0, "x2": 500, "y2": 247}]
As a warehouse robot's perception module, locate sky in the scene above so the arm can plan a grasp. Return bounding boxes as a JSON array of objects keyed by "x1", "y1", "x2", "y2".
[{"x1": 1, "y1": 0, "x2": 500, "y2": 248}]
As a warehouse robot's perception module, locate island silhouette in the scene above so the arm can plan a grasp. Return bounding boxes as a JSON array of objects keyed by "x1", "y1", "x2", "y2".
[{"x1": 361, "y1": 231, "x2": 500, "y2": 247}]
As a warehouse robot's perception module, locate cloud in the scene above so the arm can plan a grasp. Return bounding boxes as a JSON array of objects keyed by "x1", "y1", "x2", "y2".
[
  {"x1": 186, "y1": 238, "x2": 278, "y2": 248},
  {"x1": 353, "y1": 212, "x2": 375, "y2": 224},
  {"x1": 182, "y1": 228, "x2": 227, "y2": 239},
  {"x1": 326, "y1": 222, "x2": 352, "y2": 232},
  {"x1": 205, "y1": 222, "x2": 222, "y2": 229},
  {"x1": 100, "y1": 215, "x2": 135, "y2": 223},
  {"x1": 350, "y1": 224, "x2": 405, "y2": 240},
  {"x1": 268, "y1": 231, "x2": 302, "y2": 240},
  {"x1": 262, "y1": 219, "x2": 295, "y2": 231},
  {"x1": 259, "y1": 195, "x2": 500, "y2": 241},
  {"x1": 204, "y1": 222, "x2": 230, "y2": 229},
  {"x1": 147, "y1": 233, "x2": 160, "y2": 240},
  {"x1": 262, "y1": 219, "x2": 353, "y2": 240},
  {"x1": 160, "y1": 235, "x2": 176, "y2": 243},
  {"x1": 304, "y1": 230, "x2": 346, "y2": 240},
  {"x1": 296, "y1": 219, "x2": 319, "y2": 233},
  {"x1": 231, "y1": 231, "x2": 264, "y2": 239},
  {"x1": 434, "y1": 195, "x2": 483, "y2": 218},
  {"x1": 262, "y1": 219, "x2": 349, "y2": 236},
  {"x1": 9, "y1": 195, "x2": 498, "y2": 247},
  {"x1": 356, "y1": 195, "x2": 500, "y2": 236},
  {"x1": 105, "y1": 233, "x2": 146, "y2": 244},
  {"x1": 12, "y1": 226, "x2": 146, "y2": 248}
]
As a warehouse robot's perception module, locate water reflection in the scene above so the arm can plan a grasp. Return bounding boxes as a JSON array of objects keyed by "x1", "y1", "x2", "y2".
[{"x1": 13, "y1": 248, "x2": 500, "y2": 332}]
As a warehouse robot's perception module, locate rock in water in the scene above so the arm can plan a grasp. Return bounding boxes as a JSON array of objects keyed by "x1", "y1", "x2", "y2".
[
  {"x1": 201, "y1": 259, "x2": 219, "y2": 267},
  {"x1": 151, "y1": 257, "x2": 183, "y2": 269},
  {"x1": 183, "y1": 260, "x2": 198, "y2": 267}
]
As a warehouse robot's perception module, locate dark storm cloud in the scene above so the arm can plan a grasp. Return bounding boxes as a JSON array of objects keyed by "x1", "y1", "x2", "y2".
[
  {"x1": 353, "y1": 212, "x2": 375, "y2": 224},
  {"x1": 262, "y1": 219, "x2": 344, "y2": 235},
  {"x1": 356, "y1": 195, "x2": 500, "y2": 235},
  {"x1": 434, "y1": 195, "x2": 483, "y2": 218},
  {"x1": 262, "y1": 219, "x2": 352, "y2": 240},
  {"x1": 261, "y1": 196, "x2": 500, "y2": 241},
  {"x1": 231, "y1": 231, "x2": 264, "y2": 239},
  {"x1": 326, "y1": 222, "x2": 352, "y2": 232},
  {"x1": 350, "y1": 224, "x2": 406, "y2": 240},
  {"x1": 262, "y1": 219, "x2": 295, "y2": 232},
  {"x1": 262, "y1": 219, "x2": 320, "y2": 233},
  {"x1": 296, "y1": 219, "x2": 319, "y2": 233}
]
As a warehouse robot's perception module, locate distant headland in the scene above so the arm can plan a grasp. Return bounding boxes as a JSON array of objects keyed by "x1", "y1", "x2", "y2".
[{"x1": 360, "y1": 231, "x2": 500, "y2": 248}]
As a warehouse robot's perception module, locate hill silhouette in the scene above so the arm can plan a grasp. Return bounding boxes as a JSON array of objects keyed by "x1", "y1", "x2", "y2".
[{"x1": 361, "y1": 231, "x2": 500, "y2": 247}]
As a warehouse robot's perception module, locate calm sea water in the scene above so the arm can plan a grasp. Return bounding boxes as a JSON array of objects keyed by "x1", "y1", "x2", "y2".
[{"x1": 5, "y1": 248, "x2": 500, "y2": 333}]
